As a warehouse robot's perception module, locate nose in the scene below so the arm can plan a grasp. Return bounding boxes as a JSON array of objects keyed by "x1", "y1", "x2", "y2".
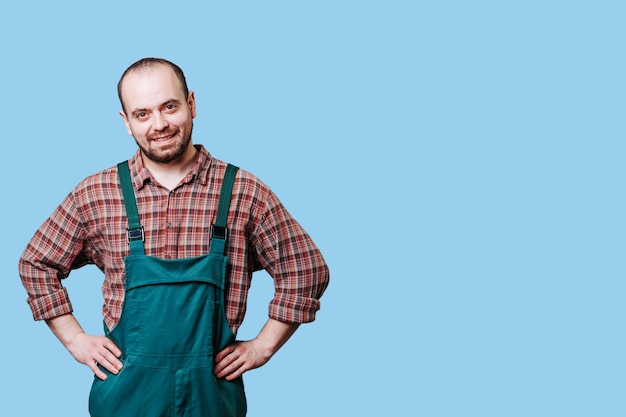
[{"x1": 152, "y1": 111, "x2": 169, "y2": 131}]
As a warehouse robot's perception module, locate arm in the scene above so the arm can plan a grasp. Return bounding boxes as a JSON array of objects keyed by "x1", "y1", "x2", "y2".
[
  {"x1": 46, "y1": 314, "x2": 123, "y2": 380},
  {"x1": 19, "y1": 190, "x2": 122, "y2": 379},
  {"x1": 214, "y1": 183, "x2": 329, "y2": 380},
  {"x1": 214, "y1": 318, "x2": 299, "y2": 380}
]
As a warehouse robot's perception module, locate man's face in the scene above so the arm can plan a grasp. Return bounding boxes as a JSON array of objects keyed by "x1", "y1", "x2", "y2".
[{"x1": 120, "y1": 64, "x2": 196, "y2": 164}]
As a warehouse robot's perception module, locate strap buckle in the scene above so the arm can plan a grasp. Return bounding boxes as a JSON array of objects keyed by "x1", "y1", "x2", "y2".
[
  {"x1": 210, "y1": 225, "x2": 228, "y2": 240},
  {"x1": 127, "y1": 226, "x2": 144, "y2": 242}
]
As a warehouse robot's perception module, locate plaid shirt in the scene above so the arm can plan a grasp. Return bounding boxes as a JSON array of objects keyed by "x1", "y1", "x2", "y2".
[{"x1": 19, "y1": 145, "x2": 329, "y2": 332}]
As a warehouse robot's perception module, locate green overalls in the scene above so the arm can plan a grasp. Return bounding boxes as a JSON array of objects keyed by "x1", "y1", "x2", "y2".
[{"x1": 88, "y1": 162, "x2": 247, "y2": 417}]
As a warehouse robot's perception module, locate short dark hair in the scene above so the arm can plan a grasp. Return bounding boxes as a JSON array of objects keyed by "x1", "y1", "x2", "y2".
[{"x1": 117, "y1": 58, "x2": 189, "y2": 114}]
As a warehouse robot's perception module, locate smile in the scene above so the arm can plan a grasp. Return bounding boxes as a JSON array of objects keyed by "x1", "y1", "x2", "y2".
[{"x1": 151, "y1": 133, "x2": 176, "y2": 142}]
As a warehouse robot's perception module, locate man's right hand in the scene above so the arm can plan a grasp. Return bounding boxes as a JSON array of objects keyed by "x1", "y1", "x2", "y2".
[
  {"x1": 67, "y1": 332, "x2": 123, "y2": 380},
  {"x1": 45, "y1": 314, "x2": 123, "y2": 380}
]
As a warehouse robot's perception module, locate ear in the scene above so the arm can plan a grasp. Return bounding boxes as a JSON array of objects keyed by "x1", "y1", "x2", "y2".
[
  {"x1": 187, "y1": 91, "x2": 197, "y2": 118},
  {"x1": 119, "y1": 110, "x2": 133, "y2": 136}
]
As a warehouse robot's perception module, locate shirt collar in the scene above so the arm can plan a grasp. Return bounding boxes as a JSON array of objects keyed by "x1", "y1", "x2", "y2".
[{"x1": 128, "y1": 144, "x2": 213, "y2": 190}]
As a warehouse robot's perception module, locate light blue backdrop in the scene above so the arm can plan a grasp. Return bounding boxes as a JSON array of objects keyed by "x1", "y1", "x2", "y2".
[{"x1": 2, "y1": 1, "x2": 624, "y2": 416}]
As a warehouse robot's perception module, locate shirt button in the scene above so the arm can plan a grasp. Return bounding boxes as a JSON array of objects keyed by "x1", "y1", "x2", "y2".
[
  {"x1": 166, "y1": 222, "x2": 173, "y2": 229},
  {"x1": 165, "y1": 254, "x2": 172, "y2": 260}
]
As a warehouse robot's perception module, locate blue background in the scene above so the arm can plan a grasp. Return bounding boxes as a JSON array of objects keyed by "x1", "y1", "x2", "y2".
[{"x1": 1, "y1": 1, "x2": 624, "y2": 416}]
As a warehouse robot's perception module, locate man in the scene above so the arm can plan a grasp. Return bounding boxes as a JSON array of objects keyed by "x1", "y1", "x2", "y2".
[{"x1": 18, "y1": 57, "x2": 329, "y2": 416}]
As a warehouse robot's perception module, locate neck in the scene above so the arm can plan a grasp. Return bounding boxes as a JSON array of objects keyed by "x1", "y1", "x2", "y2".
[{"x1": 143, "y1": 144, "x2": 198, "y2": 190}]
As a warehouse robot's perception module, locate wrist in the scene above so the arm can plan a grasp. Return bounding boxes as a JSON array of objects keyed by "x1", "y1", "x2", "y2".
[{"x1": 45, "y1": 314, "x2": 85, "y2": 348}]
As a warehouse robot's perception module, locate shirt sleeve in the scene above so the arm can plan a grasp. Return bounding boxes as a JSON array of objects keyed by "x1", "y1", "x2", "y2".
[
  {"x1": 252, "y1": 189, "x2": 330, "y2": 324},
  {"x1": 18, "y1": 190, "x2": 90, "y2": 321}
]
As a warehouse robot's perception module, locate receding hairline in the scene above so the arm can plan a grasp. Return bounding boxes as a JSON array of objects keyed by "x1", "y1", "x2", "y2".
[{"x1": 117, "y1": 58, "x2": 189, "y2": 114}]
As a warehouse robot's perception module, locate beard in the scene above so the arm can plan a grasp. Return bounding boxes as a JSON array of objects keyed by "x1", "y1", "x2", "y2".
[{"x1": 136, "y1": 122, "x2": 193, "y2": 164}]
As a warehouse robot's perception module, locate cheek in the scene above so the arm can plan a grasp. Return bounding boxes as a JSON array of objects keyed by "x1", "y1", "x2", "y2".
[
  {"x1": 171, "y1": 112, "x2": 192, "y2": 128},
  {"x1": 127, "y1": 122, "x2": 149, "y2": 139}
]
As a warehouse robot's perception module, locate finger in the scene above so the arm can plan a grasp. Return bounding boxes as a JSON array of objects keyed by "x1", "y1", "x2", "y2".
[
  {"x1": 103, "y1": 339, "x2": 122, "y2": 358},
  {"x1": 213, "y1": 354, "x2": 235, "y2": 376},
  {"x1": 93, "y1": 344, "x2": 123, "y2": 374},
  {"x1": 103, "y1": 348, "x2": 124, "y2": 370},
  {"x1": 89, "y1": 361, "x2": 108, "y2": 381},
  {"x1": 215, "y1": 353, "x2": 248, "y2": 380},
  {"x1": 214, "y1": 344, "x2": 236, "y2": 362},
  {"x1": 222, "y1": 360, "x2": 249, "y2": 381},
  {"x1": 214, "y1": 351, "x2": 236, "y2": 376},
  {"x1": 95, "y1": 350, "x2": 123, "y2": 375}
]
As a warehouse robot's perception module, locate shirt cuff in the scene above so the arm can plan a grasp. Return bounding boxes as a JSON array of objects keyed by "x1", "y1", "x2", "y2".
[
  {"x1": 269, "y1": 294, "x2": 321, "y2": 324},
  {"x1": 27, "y1": 287, "x2": 74, "y2": 321}
]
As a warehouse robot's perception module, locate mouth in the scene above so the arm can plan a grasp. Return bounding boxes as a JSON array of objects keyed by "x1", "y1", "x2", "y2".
[{"x1": 150, "y1": 132, "x2": 176, "y2": 143}]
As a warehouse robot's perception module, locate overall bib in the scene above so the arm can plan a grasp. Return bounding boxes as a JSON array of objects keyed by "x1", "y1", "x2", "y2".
[{"x1": 89, "y1": 162, "x2": 247, "y2": 417}]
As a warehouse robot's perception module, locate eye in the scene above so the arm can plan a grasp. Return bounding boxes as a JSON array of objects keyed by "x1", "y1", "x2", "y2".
[
  {"x1": 134, "y1": 111, "x2": 148, "y2": 120},
  {"x1": 165, "y1": 103, "x2": 178, "y2": 111}
]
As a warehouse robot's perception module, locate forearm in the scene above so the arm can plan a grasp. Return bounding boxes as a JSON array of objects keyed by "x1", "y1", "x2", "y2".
[{"x1": 45, "y1": 314, "x2": 84, "y2": 347}]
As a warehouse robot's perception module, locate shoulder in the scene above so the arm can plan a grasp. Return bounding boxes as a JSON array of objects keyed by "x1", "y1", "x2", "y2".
[
  {"x1": 208, "y1": 158, "x2": 280, "y2": 223},
  {"x1": 209, "y1": 156, "x2": 271, "y2": 197},
  {"x1": 234, "y1": 168, "x2": 274, "y2": 206},
  {"x1": 71, "y1": 164, "x2": 122, "y2": 204}
]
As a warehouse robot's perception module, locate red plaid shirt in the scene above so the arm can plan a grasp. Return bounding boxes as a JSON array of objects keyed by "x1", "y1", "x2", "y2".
[{"x1": 19, "y1": 145, "x2": 329, "y2": 332}]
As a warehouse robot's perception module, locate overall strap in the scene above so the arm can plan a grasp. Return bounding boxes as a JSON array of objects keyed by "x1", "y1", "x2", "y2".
[
  {"x1": 210, "y1": 164, "x2": 239, "y2": 255},
  {"x1": 117, "y1": 161, "x2": 145, "y2": 256}
]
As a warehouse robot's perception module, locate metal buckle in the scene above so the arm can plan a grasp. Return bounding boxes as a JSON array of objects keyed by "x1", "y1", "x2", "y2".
[
  {"x1": 127, "y1": 226, "x2": 144, "y2": 242},
  {"x1": 210, "y1": 225, "x2": 227, "y2": 240}
]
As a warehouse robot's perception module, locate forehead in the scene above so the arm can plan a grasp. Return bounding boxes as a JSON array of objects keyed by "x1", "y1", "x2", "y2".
[{"x1": 121, "y1": 64, "x2": 185, "y2": 110}]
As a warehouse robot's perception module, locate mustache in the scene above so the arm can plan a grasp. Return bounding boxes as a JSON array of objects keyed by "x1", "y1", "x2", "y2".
[{"x1": 148, "y1": 128, "x2": 179, "y2": 140}]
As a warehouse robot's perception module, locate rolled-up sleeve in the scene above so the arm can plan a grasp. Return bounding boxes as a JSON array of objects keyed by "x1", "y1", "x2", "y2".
[
  {"x1": 18, "y1": 190, "x2": 88, "y2": 321},
  {"x1": 253, "y1": 191, "x2": 330, "y2": 324}
]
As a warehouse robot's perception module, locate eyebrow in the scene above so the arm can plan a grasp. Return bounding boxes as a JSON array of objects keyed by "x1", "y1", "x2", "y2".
[{"x1": 129, "y1": 99, "x2": 182, "y2": 117}]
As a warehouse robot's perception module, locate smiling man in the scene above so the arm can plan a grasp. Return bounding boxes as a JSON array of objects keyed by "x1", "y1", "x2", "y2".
[
  {"x1": 18, "y1": 58, "x2": 330, "y2": 417},
  {"x1": 119, "y1": 62, "x2": 196, "y2": 167}
]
